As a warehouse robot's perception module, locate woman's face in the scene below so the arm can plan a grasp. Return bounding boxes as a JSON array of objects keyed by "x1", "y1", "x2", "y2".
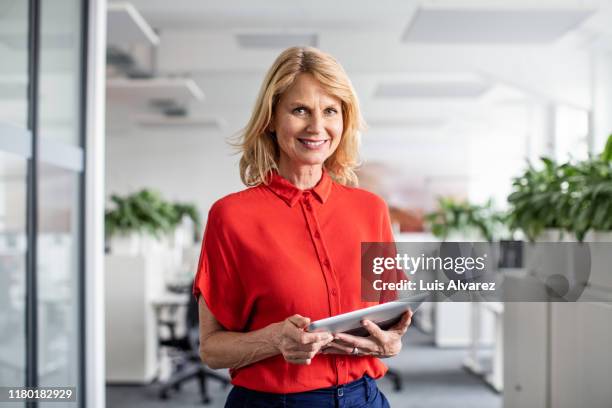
[{"x1": 270, "y1": 73, "x2": 343, "y2": 169}]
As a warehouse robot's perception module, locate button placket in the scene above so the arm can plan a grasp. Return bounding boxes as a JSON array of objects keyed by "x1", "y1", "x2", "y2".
[
  {"x1": 300, "y1": 195, "x2": 341, "y2": 318},
  {"x1": 299, "y1": 196, "x2": 347, "y2": 385}
]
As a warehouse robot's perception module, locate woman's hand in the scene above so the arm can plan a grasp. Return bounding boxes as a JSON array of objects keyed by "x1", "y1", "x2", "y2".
[
  {"x1": 275, "y1": 314, "x2": 334, "y2": 365},
  {"x1": 322, "y1": 310, "x2": 413, "y2": 358}
]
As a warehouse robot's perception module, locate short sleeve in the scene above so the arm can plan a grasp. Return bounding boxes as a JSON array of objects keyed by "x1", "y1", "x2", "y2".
[{"x1": 192, "y1": 205, "x2": 250, "y2": 331}]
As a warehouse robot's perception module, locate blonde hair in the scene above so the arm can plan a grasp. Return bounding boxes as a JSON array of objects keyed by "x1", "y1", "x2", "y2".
[{"x1": 237, "y1": 46, "x2": 364, "y2": 186}]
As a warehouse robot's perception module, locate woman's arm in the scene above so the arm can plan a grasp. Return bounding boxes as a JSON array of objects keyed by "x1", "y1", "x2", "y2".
[{"x1": 198, "y1": 297, "x2": 333, "y2": 370}]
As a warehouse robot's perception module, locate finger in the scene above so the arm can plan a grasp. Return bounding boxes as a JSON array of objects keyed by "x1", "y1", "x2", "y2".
[
  {"x1": 333, "y1": 333, "x2": 380, "y2": 353},
  {"x1": 318, "y1": 343, "x2": 342, "y2": 353},
  {"x1": 316, "y1": 334, "x2": 336, "y2": 347},
  {"x1": 321, "y1": 347, "x2": 349, "y2": 355},
  {"x1": 288, "y1": 314, "x2": 311, "y2": 329},
  {"x1": 286, "y1": 357, "x2": 312, "y2": 365},
  {"x1": 284, "y1": 324, "x2": 306, "y2": 344},
  {"x1": 291, "y1": 337, "x2": 331, "y2": 352},
  {"x1": 285, "y1": 332, "x2": 333, "y2": 353},
  {"x1": 324, "y1": 341, "x2": 354, "y2": 354},
  {"x1": 287, "y1": 350, "x2": 317, "y2": 360},
  {"x1": 361, "y1": 319, "x2": 386, "y2": 342},
  {"x1": 285, "y1": 325, "x2": 328, "y2": 345},
  {"x1": 390, "y1": 310, "x2": 412, "y2": 334},
  {"x1": 310, "y1": 337, "x2": 335, "y2": 352},
  {"x1": 296, "y1": 331, "x2": 333, "y2": 346},
  {"x1": 330, "y1": 338, "x2": 353, "y2": 348}
]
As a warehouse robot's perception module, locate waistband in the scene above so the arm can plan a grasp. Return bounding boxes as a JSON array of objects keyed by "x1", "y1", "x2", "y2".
[{"x1": 232, "y1": 375, "x2": 375, "y2": 399}]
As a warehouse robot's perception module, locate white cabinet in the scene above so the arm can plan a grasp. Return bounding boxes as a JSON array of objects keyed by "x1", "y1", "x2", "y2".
[
  {"x1": 104, "y1": 254, "x2": 166, "y2": 383},
  {"x1": 550, "y1": 300, "x2": 612, "y2": 408},
  {"x1": 503, "y1": 302, "x2": 549, "y2": 408},
  {"x1": 434, "y1": 301, "x2": 494, "y2": 347},
  {"x1": 504, "y1": 272, "x2": 612, "y2": 408}
]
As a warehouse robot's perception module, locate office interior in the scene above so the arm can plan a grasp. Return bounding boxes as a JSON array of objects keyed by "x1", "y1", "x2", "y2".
[{"x1": 1, "y1": 0, "x2": 612, "y2": 407}]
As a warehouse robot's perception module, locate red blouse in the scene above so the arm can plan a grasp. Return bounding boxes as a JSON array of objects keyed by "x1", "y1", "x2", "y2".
[{"x1": 193, "y1": 170, "x2": 397, "y2": 393}]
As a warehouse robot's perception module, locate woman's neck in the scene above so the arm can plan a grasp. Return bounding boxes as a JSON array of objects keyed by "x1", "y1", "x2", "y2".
[{"x1": 277, "y1": 161, "x2": 323, "y2": 190}]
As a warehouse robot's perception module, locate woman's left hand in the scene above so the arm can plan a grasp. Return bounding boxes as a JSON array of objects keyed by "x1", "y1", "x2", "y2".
[{"x1": 322, "y1": 310, "x2": 413, "y2": 358}]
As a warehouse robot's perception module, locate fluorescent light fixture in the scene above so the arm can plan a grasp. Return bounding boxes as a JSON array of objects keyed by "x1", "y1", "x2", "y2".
[
  {"x1": 135, "y1": 115, "x2": 224, "y2": 130},
  {"x1": 107, "y1": 2, "x2": 160, "y2": 46},
  {"x1": 374, "y1": 80, "x2": 490, "y2": 99},
  {"x1": 403, "y1": 8, "x2": 594, "y2": 44},
  {"x1": 106, "y1": 78, "x2": 205, "y2": 101},
  {"x1": 366, "y1": 118, "x2": 447, "y2": 129},
  {"x1": 236, "y1": 33, "x2": 318, "y2": 49}
]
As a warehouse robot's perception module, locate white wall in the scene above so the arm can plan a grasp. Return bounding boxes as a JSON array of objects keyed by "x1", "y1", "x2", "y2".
[
  {"x1": 105, "y1": 123, "x2": 244, "y2": 224},
  {"x1": 591, "y1": 50, "x2": 612, "y2": 151}
]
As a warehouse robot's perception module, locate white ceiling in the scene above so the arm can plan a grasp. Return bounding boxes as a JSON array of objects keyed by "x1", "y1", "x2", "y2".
[
  {"x1": 120, "y1": 0, "x2": 612, "y2": 113},
  {"x1": 105, "y1": 0, "x2": 612, "y2": 205}
]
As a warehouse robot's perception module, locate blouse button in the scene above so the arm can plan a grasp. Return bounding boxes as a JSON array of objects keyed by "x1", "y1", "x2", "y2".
[
  {"x1": 331, "y1": 288, "x2": 337, "y2": 296},
  {"x1": 324, "y1": 259, "x2": 331, "y2": 267},
  {"x1": 314, "y1": 231, "x2": 321, "y2": 239},
  {"x1": 306, "y1": 203, "x2": 312, "y2": 211}
]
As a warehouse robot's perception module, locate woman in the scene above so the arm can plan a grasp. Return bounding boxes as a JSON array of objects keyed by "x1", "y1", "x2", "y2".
[{"x1": 193, "y1": 46, "x2": 412, "y2": 408}]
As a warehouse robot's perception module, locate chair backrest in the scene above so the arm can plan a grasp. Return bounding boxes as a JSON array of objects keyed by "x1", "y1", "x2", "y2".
[
  {"x1": 186, "y1": 291, "x2": 199, "y2": 329},
  {"x1": 186, "y1": 281, "x2": 201, "y2": 352}
]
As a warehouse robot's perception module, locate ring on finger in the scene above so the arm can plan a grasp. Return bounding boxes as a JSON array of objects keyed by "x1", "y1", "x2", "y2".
[{"x1": 351, "y1": 346, "x2": 359, "y2": 355}]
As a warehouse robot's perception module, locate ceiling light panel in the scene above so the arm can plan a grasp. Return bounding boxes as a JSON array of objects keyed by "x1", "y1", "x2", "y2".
[
  {"x1": 403, "y1": 8, "x2": 594, "y2": 44},
  {"x1": 366, "y1": 118, "x2": 448, "y2": 129},
  {"x1": 136, "y1": 115, "x2": 224, "y2": 130},
  {"x1": 374, "y1": 80, "x2": 490, "y2": 99},
  {"x1": 106, "y1": 78, "x2": 205, "y2": 102},
  {"x1": 107, "y1": 2, "x2": 160, "y2": 46},
  {"x1": 236, "y1": 33, "x2": 318, "y2": 49}
]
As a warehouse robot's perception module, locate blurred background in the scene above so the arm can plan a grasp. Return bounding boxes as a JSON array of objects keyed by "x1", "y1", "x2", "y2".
[{"x1": 1, "y1": 0, "x2": 612, "y2": 407}]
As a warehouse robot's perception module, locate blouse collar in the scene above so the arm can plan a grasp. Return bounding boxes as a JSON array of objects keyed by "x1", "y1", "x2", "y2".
[{"x1": 265, "y1": 169, "x2": 333, "y2": 207}]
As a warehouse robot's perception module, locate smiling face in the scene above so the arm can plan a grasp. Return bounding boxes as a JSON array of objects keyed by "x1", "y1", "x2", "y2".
[{"x1": 270, "y1": 73, "x2": 344, "y2": 172}]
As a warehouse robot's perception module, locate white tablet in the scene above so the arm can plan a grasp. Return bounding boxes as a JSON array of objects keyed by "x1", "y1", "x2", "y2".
[{"x1": 307, "y1": 292, "x2": 430, "y2": 337}]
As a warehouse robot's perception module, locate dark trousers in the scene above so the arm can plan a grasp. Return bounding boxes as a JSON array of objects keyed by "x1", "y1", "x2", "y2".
[{"x1": 224, "y1": 375, "x2": 391, "y2": 408}]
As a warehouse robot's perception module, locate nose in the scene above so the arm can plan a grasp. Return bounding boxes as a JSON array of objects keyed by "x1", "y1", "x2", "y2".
[{"x1": 306, "y1": 111, "x2": 324, "y2": 135}]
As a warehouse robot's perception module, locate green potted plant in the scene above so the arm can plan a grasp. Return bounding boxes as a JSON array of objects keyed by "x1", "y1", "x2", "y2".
[
  {"x1": 425, "y1": 197, "x2": 508, "y2": 242},
  {"x1": 171, "y1": 202, "x2": 202, "y2": 243},
  {"x1": 507, "y1": 157, "x2": 574, "y2": 242},
  {"x1": 507, "y1": 134, "x2": 612, "y2": 242},
  {"x1": 105, "y1": 189, "x2": 202, "y2": 254},
  {"x1": 569, "y1": 134, "x2": 612, "y2": 242}
]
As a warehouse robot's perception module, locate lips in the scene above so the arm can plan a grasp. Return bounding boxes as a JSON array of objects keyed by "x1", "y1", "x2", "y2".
[{"x1": 298, "y1": 138, "x2": 329, "y2": 149}]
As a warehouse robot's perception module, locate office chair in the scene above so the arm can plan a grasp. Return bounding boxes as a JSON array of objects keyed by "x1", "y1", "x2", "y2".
[
  {"x1": 386, "y1": 369, "x2": 403, "y2": 391},
  {"x1": 157, "y1": 289, "x2": 230, "y2": 404}
]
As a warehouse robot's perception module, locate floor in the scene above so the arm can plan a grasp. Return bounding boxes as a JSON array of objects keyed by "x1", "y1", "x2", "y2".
[{"x1": 107, "y1": 328, "x2": 502, "y2": 408}]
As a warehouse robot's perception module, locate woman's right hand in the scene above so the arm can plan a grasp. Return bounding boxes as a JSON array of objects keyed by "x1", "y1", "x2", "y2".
[{"x1": 275, "y1": 314, "x2": 333, "y2": 365}]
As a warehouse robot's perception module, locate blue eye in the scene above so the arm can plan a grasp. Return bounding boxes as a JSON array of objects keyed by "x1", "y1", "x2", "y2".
[
  {"x1": 325, "y1": 107, "x2": 338, "y2": 115},
  {"x1": 293, "y1": 107, "x2": 307, "y2": 115}
]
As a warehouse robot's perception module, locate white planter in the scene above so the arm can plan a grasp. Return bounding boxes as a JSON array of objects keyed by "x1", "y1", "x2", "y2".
[
  {"x1": 110, "y1": 233, "x2": 171, "y2": 255},
  {"x1": 536, "y1": 228, "x2": 568, "y2": 242},
  {"x1": 174, "y1": 216, "x2": 195, "y2": 248},
  {"x1": 582, "y1": 230, "x2": 612, "y2": 289},
  {"x1": 110, "y1": 234, "x2": 141, "y2": 255},
  {"x1": 445, "y1": 230, "x2": 483, "y2": 242},
  {"x1": 583, "y1": 231, "x2": 612, "y2": 242},
  {"x1": 141, "y1": 234, "x2": 169, "y2": 255}
]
